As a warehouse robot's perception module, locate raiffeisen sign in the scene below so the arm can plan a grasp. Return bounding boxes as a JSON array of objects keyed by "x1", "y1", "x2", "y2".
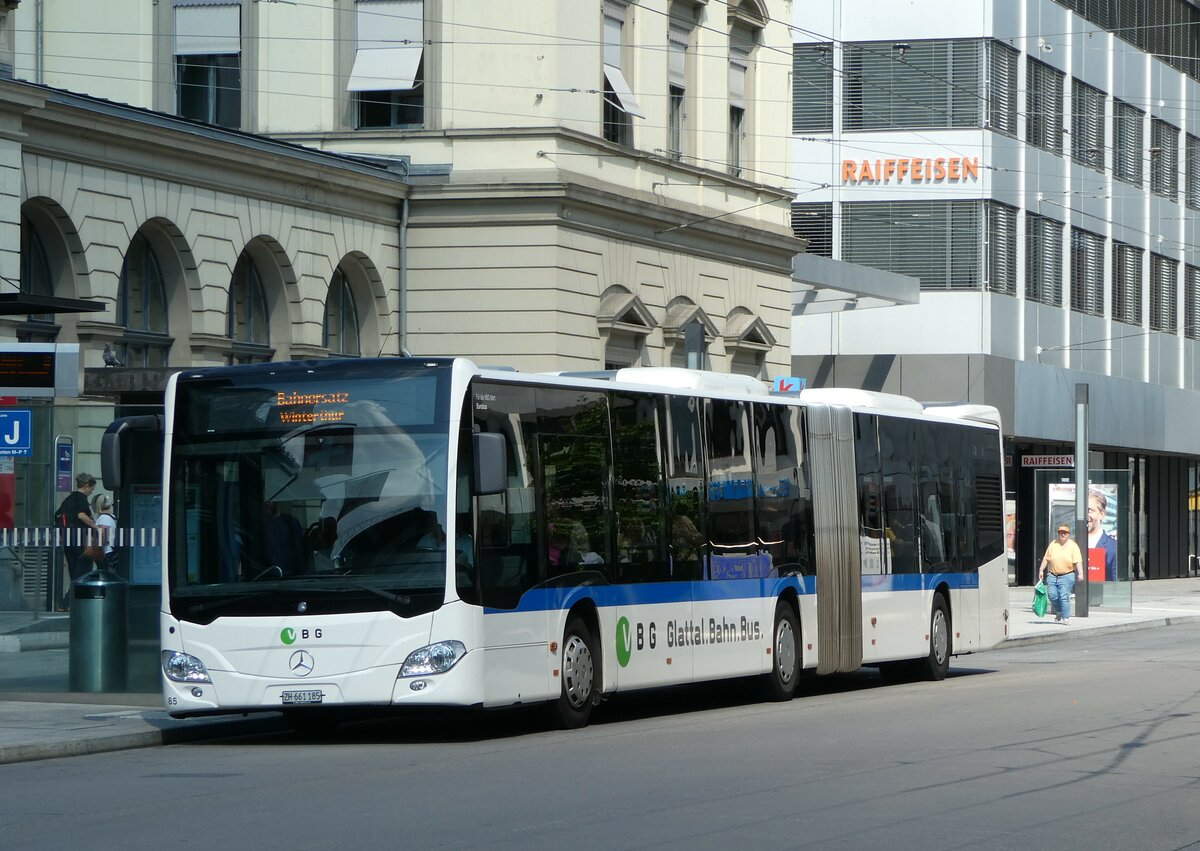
[{"x1": 841, "y1": 156, "x2": 981, "y2": 184}]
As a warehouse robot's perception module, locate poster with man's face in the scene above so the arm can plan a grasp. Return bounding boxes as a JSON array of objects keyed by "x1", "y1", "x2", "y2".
[{"x1": 1046, "y1": 482, "x2": 1120, "y2": 583}]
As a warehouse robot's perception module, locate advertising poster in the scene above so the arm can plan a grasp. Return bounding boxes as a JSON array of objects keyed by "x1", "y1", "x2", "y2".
[{"x1": 1045, "y1": 482, "x2": 1120, "y2": 583}]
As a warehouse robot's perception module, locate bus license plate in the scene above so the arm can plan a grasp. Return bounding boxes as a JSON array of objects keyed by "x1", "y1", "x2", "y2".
[{"x1": 281, "y1": 690, "x2": 324, "y2": 705}]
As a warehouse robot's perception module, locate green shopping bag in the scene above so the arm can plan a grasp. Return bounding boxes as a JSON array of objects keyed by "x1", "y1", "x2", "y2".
[{"x1": 1032, "y1": 581, "x2": 1048, "y2": 617}]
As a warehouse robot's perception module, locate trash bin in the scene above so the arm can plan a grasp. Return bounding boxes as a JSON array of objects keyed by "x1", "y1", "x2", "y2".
[{"x1": 68, "y1": 566, "x2": 128, "y2": 692}]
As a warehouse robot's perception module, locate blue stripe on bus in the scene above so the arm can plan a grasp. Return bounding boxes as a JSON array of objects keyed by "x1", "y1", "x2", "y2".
[{"x1": 482, "y1": 571, "x2": 978, "y2": 614}]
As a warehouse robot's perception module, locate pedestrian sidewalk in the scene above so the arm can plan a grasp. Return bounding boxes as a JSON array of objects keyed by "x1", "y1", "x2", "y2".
[
  {"x1": 2, "y1": 576, "x2": 1200, "y2": 766},
  {"x1": 1006, "y1": 575, "x2": 1200, "y2": 645}
]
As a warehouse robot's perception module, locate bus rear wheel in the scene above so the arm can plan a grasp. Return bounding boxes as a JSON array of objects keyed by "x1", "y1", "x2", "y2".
[
  {"x1": 919, "y1": 594, "x2": 951, "y2": 681},
  {"x1": 550, "y1": 615, "x2": 596, "y2": 729},
  {"x1": 762, "y1": 600, "x2": 800, "y2": 701}
]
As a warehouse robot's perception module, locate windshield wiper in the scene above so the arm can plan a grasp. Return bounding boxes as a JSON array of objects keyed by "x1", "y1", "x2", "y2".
[
  {"x1": 308, "y1": 575, "x2": 412, "y2": 606},
  {"x1": 182, "y1": 589, "x2": 275, "y2": 617}
]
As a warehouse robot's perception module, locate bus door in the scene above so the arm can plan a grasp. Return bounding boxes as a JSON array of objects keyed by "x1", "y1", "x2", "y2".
[
  {"x1": 699, "y1": 397, "x2": 765, "y2": 680},
  {"x1": 806, "y1": 404, "x2": 863, "y2": 674},
  {"x1": 611, "y1": 392, "x2": 694, "y2": 690},
  {"x1": 469, "y1": 382, "x2": 552, "y2": 706}
]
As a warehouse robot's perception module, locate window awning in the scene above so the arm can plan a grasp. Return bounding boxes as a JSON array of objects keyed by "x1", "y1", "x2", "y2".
[
  {"x1": 175, "y1": 4, "x2": 241, "y2": 56},
  {"x1": 348, "y1": 47, "x2": 423, "y2": 92},
  {"x1": 603, "y1": 64, "x2": 645, "y2": 119}
]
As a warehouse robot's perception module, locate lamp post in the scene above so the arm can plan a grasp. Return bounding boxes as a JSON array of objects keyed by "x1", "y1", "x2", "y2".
[{"x1": 1075, "y1": 383, "x2": 1089, "y2": 618}]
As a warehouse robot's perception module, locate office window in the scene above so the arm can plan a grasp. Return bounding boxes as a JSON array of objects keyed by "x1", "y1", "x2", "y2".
[
  {"x1": 174, "y1": 3, "x2": 241, "y2": 128},
  {"x1": 602, "y1": 0, "x2": 643, "y2": 145},
  {"x1": 1112, "y1": 242, "x2": 1143, "y2": 325},
  {"x1": 118, "y1": 232, "x2": 172, "y2": 368},
  {"x1": 1113, "y1": 99, "x2": 1144, "y2": 185},
  {"x1": 1186, "y1": 265, "x2": 1200, "y2": 340},
  {"x1": 987, "y1": 41, "x2": 1019, "y2": 136},
  {"x1": 1150, "y1": 253, "x2": 1178, "y2": 333},
  {"x1": 1026, "y1": 58, "x2": 1064, "y2": 154},
  {"x1": 1071, "y1": 78, "x2": 1105, "y2": 171},
  {"x1": 1151, "y1": 118, "x2": 1180, "y2": 198},
  {"x1": 844, "y1": 39, "x2": 990, "y2": 131},
  {"x1": 324, "y1": 267, "x2": 361, "y2": 357},
  {"x1": 793, "y1": 42, "x2": 833, "y2": 132},
  {"x1": 986, "y1": 201, "x2": 1017, "y2": 296},
  {"x1": 668, "y1": 23, "x2": 689, "y2": 159},
  {"x1": 349, "y1": 1, "x2": 424, "y2": 129},
  {"x1": 1187, "y1": 135, "x2": 1200, "y2": 209},
  {"x1": 791, "y1": 202, "x2": 833, "y2": 257},
  {"x1": 1025, "y1": 214, "x2": 1063, "y2": 305},
  {"x1": 842, "y1": 200, "x2": 982, "y2": 290},
  {"x1": 1070, "y1": 228, "x2": 1105, "y2": 316},
  {"x1": 227, "y1": 253, "x2": 272, "y2": 364},
  {"x1": 729, "y1": 46, "x2": 749, "y2": 176}
]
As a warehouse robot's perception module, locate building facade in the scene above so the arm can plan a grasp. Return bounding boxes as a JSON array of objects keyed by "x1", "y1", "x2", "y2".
[
  {"x1": 8, "y1": 0, "x2": 801, "y2": 376},
  {"x1": 791, "y1": 0, "x2": 1200, "y2": 583}
]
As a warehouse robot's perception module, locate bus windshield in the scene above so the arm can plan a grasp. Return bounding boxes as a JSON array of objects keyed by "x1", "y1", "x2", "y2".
[{"x1": 167, "y1": 360, "x2": 453, "y2": 623}]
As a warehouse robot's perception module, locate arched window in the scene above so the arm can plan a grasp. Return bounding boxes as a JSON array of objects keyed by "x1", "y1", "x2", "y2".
[
  {"x1": 118, "y1": 232, "x2": 171, "y2": 367},
  {"x1": 19, "y1": 214, "x2": 57, "y2": 340},
  {"x1": 324, "y1": 267, "x2": 361, "y2": 356},
  {"x1": 227, "y1": 252, "x2": 272, "y2": 364}
]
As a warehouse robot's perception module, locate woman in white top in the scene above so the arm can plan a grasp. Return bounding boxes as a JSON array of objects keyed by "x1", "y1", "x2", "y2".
[{"x1": 91, "y1": 493, "x2": 118, "y2": 570}]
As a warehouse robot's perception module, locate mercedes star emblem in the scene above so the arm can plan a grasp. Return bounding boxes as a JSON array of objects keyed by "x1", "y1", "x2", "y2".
[{"x1": 289, "y1": 650, "x2": 315, "y2": 677}]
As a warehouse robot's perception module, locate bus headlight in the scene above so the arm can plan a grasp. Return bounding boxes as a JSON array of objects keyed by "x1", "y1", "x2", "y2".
[
  {"x1": 162, "y1": 650, "x2": 212, "y2": 683},
  {"x1": 399, "y1": 641, "x2": 466, "y2": 677}
]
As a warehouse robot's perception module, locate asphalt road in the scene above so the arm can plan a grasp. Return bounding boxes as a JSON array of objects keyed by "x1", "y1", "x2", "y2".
[{"x1": 3, "y1": 624, "x2": 1200, "y2": 851}]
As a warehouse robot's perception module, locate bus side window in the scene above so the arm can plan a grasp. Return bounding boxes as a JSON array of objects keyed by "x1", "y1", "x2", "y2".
[
  {"x1": 612, "y1": 391, "x2": 668, "y2": 582},
  {"x1": 665, "y1": 394, "x2": 704, "y2": 581},
  {"x1": 537, "y1": 388, "x2": 612, "y2": 583},
  {"x1": 878, "y1": 416, "x2": 919, "y2": 574}
]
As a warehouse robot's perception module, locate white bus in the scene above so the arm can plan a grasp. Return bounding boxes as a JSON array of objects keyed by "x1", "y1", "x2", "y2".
[{"x1": 103, "y1": 357, "x2": 1009, "y2": 729}]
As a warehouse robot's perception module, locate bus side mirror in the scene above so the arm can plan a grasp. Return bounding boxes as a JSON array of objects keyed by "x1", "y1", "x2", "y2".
[
  {"x1": 473, "y1": 432, "x2": 507, "y2": 496},
  {"x1": 101, "y1": 415, "x2": 163, "y2": 490}
]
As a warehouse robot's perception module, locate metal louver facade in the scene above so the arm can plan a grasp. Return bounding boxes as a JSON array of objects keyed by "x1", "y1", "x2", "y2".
[
  {"x1": 1026, "y1": 58, "x2": 1065, "y2": 153},
  {"x1": 843, "y1": 40, "x2": 995, "y2": 131},
  {"x1": 1114, "y1": 99, "x2": 1145, "y2": 185},
  {"x1": 1150, "y1": 253, "x2": 1178, "y2": 333},
  {"x1": 1150, "y1": 118, "x2": 1180, "y2": 198},
  {"x1": 1025, "y1": 214, "x2": 1064, "y2": 305},
  {"x1": 1054, "y1": 0, "x2": 1200, "y2": 81},
  {"x1": 1070, "y1": 228, "x2": 1105, "y2": 316},
  {"x1": 985, "y1": 202, "x2": 1017, "y2": 295},
  {"x1": 1187, "y1": 135, "x2": 1200, "y2": 210},
  {"x1": 1113, "y1": 242, "x2": 1144, "y2": 325},
  {"x1": 1071, "y1": 78, "x2": 1105, "y2": 171},
  {"x1": 791, "y1": 202, "x2": 833, "y2": 257},
  {"x1": 1186, "y1": 265, "x2": 1200, "y2": 340},
  {"x1": 987, "y1": 42, "x2": 1019, "y2": 136},
  {"x1": 793, "y1": 43, "x2": 833, "y2": 132},
  {"x1": 841, "y1": 200, "x2": 982, "y2": 290}
]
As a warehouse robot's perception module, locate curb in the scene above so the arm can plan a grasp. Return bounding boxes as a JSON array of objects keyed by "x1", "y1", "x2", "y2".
[
  {"x1": 1004, "y1": 613, "x2": 1200, "y2": 648},
  {"x1": 0, "y1": 711, "x2": 289, "y2": 766}
]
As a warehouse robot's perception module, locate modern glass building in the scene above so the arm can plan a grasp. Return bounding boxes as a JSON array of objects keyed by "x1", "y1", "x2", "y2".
[{"x1": 791, "y1": 0, "x2": 1200, "y2": 586}]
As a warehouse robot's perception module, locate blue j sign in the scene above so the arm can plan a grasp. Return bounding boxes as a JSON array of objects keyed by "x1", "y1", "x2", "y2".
[{"x1": 0, "y1": 409, "x2": 31, "y2": 457}]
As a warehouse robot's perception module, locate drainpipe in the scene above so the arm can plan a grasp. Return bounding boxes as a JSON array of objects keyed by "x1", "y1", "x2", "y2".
[
  {"x1": 399, "y1": 195, "x2": 411, "y2": 357},
  {"x1": 35, "y1": 0, "x2": 43, "y2": 83}
]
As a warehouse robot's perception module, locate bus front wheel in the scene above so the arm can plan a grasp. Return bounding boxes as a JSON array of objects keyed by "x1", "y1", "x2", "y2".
[
  {"x1": 762, "y1": 600, "x2": 800, "y2": 701},
  {"x1": 550, "y1": 615, "x2": 597, "y2": 729},
  {"x1": 919, "y1": 594, "x2": 951, "y2": 681}
]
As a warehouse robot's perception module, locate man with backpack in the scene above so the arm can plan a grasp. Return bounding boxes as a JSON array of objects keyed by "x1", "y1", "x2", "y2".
[{"x1": 55, "y1": 472, "x2": 100, "y2": 611}]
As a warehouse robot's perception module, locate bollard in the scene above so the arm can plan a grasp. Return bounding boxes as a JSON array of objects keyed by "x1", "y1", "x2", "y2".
[{"x1": 68, "y1": 566, "x2": 128, "y2": 692}]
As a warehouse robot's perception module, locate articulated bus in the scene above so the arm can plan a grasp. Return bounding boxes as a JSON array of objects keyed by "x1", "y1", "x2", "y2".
[{"x1": 103, "y1": 357, "x2": 1009, "y2": 729}]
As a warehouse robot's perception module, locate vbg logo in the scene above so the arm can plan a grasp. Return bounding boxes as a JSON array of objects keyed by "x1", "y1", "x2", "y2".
[
  {"x1": 616, "y1": 617, "x2": 632, "y2": 667},
  {"x1": 280, "y1": 627, "x2": 297, "y2": 645}
]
